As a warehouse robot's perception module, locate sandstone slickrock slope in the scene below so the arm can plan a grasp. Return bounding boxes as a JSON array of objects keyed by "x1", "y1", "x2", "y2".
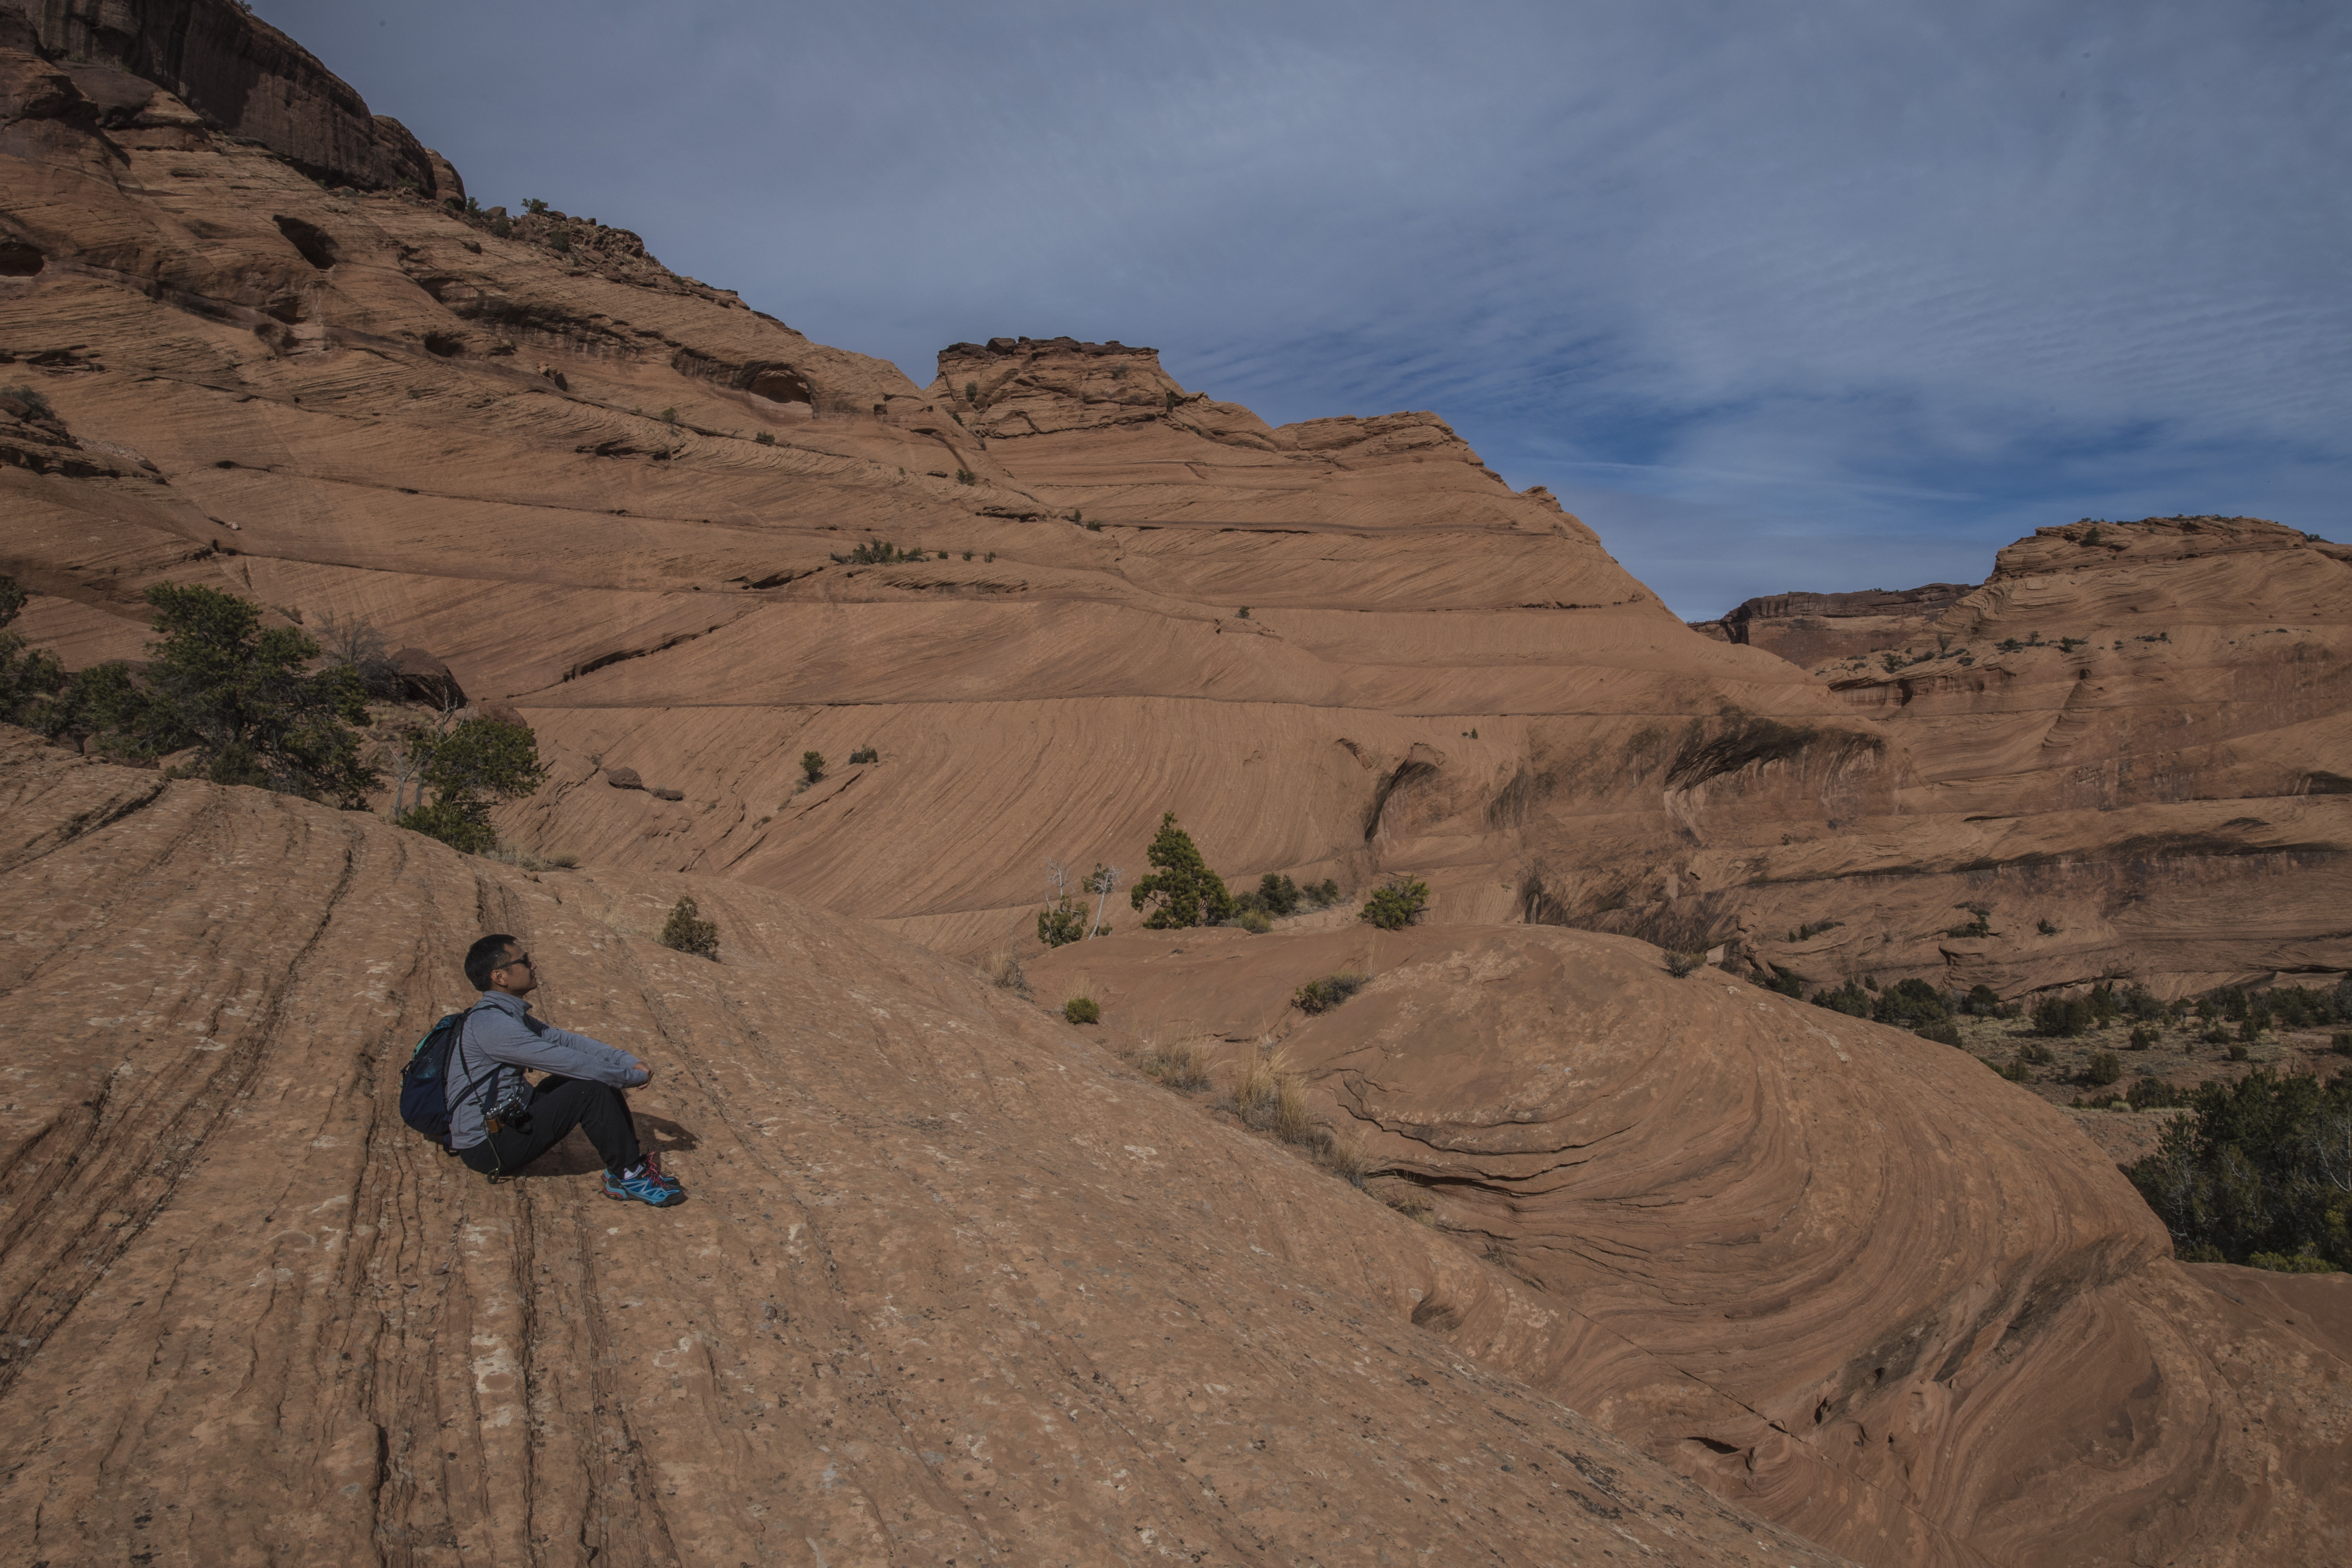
[
  {"x1": 0, "y1": 728, "x2": 1862, "y2": 1567},
  {"x1": 7, "y1": 3, "x2": 2347, "y2": 999},
  {"x1": 1028, "y1": 929, "x2": 2352, "y2": 1568}
]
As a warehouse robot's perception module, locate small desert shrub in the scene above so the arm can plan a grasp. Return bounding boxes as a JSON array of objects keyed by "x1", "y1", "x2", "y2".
[
  {"x1": 487, "y1": 845, "x2": 578, "y2": 871},
  {"x1": 1234, "y1": 873, "x2": 1304, "y2": 917},
  {"x1": 2084, "y1": 1051, "x2": 2123, "y2": 1086},
  {"x1": 1873, "y1": 977, "x2": 1950, "y2": 1030},
  {"x1": 1788, "y1": 919, "x2": 1842, "y2": 942},
  {"x1": 1164, "y1": 389, "x2": 1180, "y2": 411},
  {"x1": 956, "y1": 469, "x2": 975, "y2": 485},
  {"x1": 397, "y1": 798, "x2": 496, "y2": 855},
  {"x1": 659, "y1": 894, "x2": 719, "y2": 960},
  {"x1": 2248, "y1": 1248, "x2": 2340, "y2": 1274},
  {"x1": 848, "y1": 746, "x2": 878, "y2": 764},
  {"x1": 1232, "y1": 907, "x2": 1273, "y2": 934},
  {"x1": 1064, "y1": 996, "x2": 1101, "y2": 1025},
  {"x1": 1037, "y1": 894, "x2": 1087, "y2": 947},
  {"x1": 1293, "y1": 971, "x2": 1368, "y2": 1015},
  {"x1": 1812, "y1": 979, "x2": 1871, "y2": 1017},
  {"x1": 1359, "y1": 874, "x2": 1429, "y2": 931},
  {"x1": 2128, "y1": 1076, "x2": 2192, "y2": 1110},
  {"x1": 755, "y1": 430, "x2": 775, "y2": 446},
  {"x1": 660, "y1": 406, "x2": 676, "y2": 425},
  {"x1": 1303, "y1": 877, "x2": 1343, "y2": 909},
  {"x1": 1915, "y1": 1018, "x2": 1963, "y2": 1047},
  {"x1": 2038, "y1": 918, "x2": 2059, "y2": 935},
  {"x1": 2333, "y1": 1032, "x2": 2352, "y2": 1056},
  {"x1": 1663, "y1": 950, "x2": 1703, "y2": 978},
  {"x1": 1236, "y1": 606, "x2": 1250, "y2": 618},
  {"x1": 2034, "y1": 994, "x2": 2095, "y2": 1037},
  {"x1": 2227, "y1": 1043, "x2": 2251, "y2": 1062},
  {"x1": 4, "y1": 383, "x2": 57, "y2": 420},
  {"x1": 831, "y1": 538, "x2": 925, "y2": 566},
  {"x1": 2021, "y1": 1042, "x2": 2058, "y2": 1065},
  {"x1": 2129, "y1": 1024, "x2": 2160, "y2": 1050},
  {"x1": 800, "y1": 750, "x2": 825, "y2": 783}
]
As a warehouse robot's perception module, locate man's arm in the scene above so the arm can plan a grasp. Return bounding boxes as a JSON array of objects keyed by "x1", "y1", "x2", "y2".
[{"x1": 470, "y1": 1008, "x2": 648, "y2": 1086}]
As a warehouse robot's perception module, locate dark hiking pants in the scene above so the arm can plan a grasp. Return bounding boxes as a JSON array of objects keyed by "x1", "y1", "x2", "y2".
[{"x1": 457, "y1": 1075, "x2": 642, "y2": 1177}]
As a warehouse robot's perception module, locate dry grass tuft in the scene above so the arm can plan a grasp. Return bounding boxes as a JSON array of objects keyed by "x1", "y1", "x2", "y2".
[
  {"x1": 979, "y1": 946, "x2": 1029, "y2": 995},
  {"x1": 1663, "y1": 950, "x2": 1704, "y2": 978},
  {"x1": 489, "y1": 846, "x2": 579, "y2": 871},
  {"x1": 1231, "y1": 1049, "x2": 1321, "y2": 1147},
  {"x1": 1139, "y1": 1034, "x2": 1215, "y2": 1092},
  {"x1": 1383, "y1": 1188, "x2": 1437, "y2": 1225},
  {"x1": 1320, "y1": 1125, "x2": 1371, "y2": 1187}
]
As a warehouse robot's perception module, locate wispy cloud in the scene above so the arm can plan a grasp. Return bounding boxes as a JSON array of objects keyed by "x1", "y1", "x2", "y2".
[{"x1": 270, "y1": 0, "x2": 2349, "y2": 615}]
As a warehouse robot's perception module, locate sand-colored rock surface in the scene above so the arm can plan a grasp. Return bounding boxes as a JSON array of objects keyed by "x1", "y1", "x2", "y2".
[
  {"x1": 6, "y1": 7, "x2": 2347, "y2": 1000},
  {"x1": 1689, "y1": 583, "x2": 1973, "y2": 666},
  {"x1": 1027, "y1": 928, "x2": 2352, "y2": 1568},
  {"x1": 1717, "y1": 516, "x2": 2352, "y2": 997},
  {"x1": 0, "y1": 727, "x2": 1865, "y2": 1566}
]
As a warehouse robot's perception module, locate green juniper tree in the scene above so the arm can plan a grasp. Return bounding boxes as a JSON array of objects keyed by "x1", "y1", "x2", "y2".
[
  {"x1": 0, "y1": 576, "x2": 70, "y2": 729},
  {"x1": 394, "y1": 713, "x2": 547, "y2": 854},
  {"x1": 1129, "y1": 814, "x2": 1233, "y2": 930},
  {"x1": 51, "y1": 583, "x2": 378, "y2": 803}
]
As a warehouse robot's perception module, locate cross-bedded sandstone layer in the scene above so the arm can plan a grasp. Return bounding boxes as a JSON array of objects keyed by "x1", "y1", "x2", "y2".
[
  {"x1": 7, "y1": 13, "x2": 2346, "y2": 997},
  {"x1": 0, "y1": 727, "x2": 1865, "y2": 1567},
  {"x1": 1028, "y1": 929, "x2": 2352, "y2": 1568}
]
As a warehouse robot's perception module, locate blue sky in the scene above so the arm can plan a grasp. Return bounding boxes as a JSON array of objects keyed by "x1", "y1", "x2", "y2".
[{"x1": 264, "y1": 1, "x2": 2349, "y2": 618}]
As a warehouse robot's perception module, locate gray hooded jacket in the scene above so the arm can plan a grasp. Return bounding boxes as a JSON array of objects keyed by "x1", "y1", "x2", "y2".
[{"x1": 447, "y1": 989, "x2": 648, "y2": 1150}]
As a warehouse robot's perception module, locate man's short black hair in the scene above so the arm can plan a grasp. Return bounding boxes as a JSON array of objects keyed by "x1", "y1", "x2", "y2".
[{"x1": 465, "y1": 933, "x2": 521, "y2": 991}]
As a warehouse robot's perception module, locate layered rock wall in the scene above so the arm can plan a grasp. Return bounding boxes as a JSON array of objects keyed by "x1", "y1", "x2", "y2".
[{"x1": 2, "y1": 0, "x2": 446, "y2": 192}]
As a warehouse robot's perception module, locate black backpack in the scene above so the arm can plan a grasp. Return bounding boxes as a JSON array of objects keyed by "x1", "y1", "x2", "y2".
[{"x1": 398, "y1": 1006, "x2": 499, "y2": 1146}]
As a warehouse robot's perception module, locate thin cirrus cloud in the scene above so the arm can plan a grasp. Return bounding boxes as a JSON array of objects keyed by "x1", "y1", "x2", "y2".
[{"x1": 268, "y1": 0, "x2": 2347, "y2": 617}]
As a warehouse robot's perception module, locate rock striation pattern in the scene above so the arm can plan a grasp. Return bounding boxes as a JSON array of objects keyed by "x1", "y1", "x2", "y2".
[
  {"x1": 1690, "y1": 582, "x2": 1974, "y2": 665},
  {"x1": 3, "y1": 0, "x2": 451, "y2": 194},
  {"x1": 0, "y1": 729, "x2": 1856, "y2": 1568},
  {"x1": 1028, "y1": 926, "x2": 2352, "y2": 1568},
  {"x1": 2, "y1": 0, "x2": 2347, "y2": 1010}
]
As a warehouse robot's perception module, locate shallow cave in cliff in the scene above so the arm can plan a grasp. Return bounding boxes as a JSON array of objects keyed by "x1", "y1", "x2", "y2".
[
  {"x1": 271, "y1": 214, "x2": 338, "y2": 270},
  {"x1": 746, "y1": 368, "x2": 814, "y2": 406}
]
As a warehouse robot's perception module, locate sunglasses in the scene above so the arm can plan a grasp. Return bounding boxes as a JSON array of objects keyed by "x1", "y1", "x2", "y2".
[{"x1": 495, "y1": 952, "x2": 534, "y2": 971}]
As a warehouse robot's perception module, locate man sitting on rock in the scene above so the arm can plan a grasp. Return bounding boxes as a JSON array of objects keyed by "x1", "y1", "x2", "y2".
[{"x1": 450, "y1": 933, "x2": 681, "y2": 1206}]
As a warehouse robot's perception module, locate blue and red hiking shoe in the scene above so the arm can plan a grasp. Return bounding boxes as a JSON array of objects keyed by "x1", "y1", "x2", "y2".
[
  {"x1": 604, "y1": 1165, "x2": 679, "y2": 1206},
  {"x1": 641, "y1": 1152, "x2": 683, "y2": 1193}
]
